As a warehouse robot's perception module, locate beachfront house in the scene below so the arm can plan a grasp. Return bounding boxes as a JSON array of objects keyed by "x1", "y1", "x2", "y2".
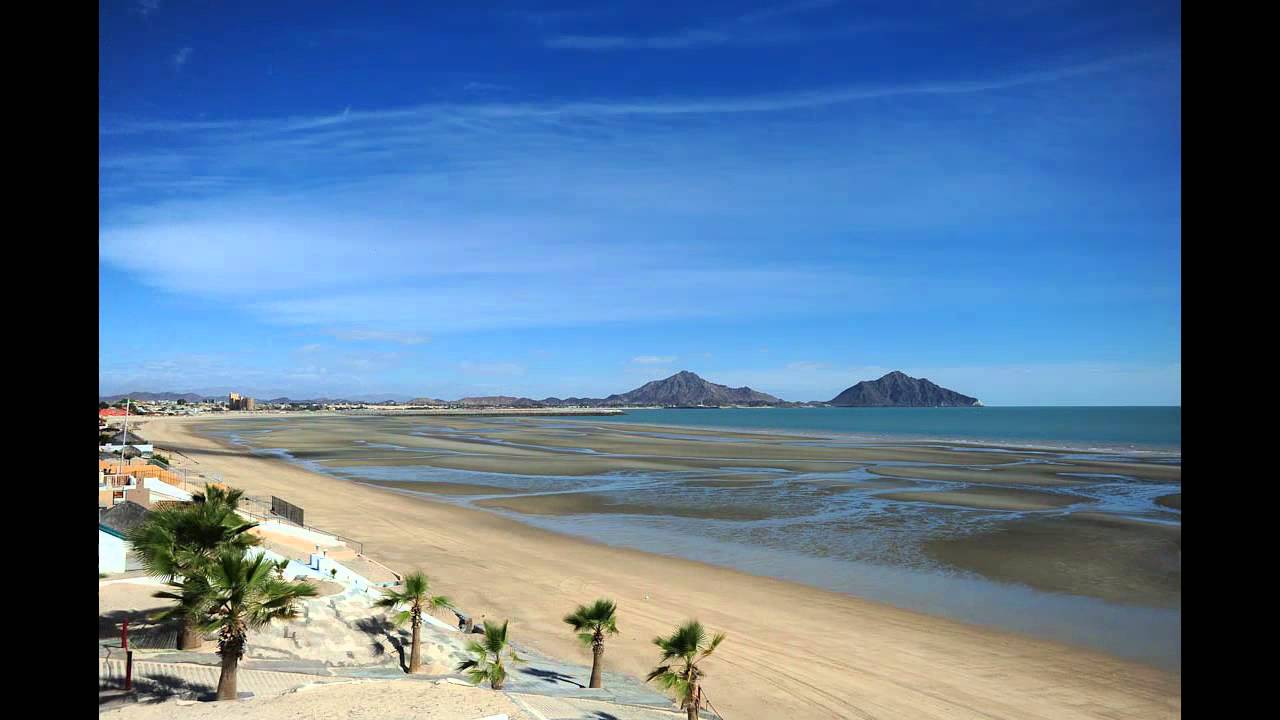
[
  {"x1": 99, "y1": 459, "x2": 194, "y2": 508},
  {"x1": 98, "y1": 501, "x2": 151, "y2": 574},
  {"x1": 99, "y1": 430, "x2": 154, "y2": 455}
]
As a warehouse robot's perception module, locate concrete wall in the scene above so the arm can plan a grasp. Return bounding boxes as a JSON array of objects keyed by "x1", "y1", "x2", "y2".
[
  {"x1": 247, "y1": 517, "x2": 345, "y2": 547},
  {"x1": 99, "y1": 530, "x2": 128, "y2": 574},
  {"x1": 246, "y1": 546, "x2": 329, "y2": 584},
  {"x1": 142, "y1": 477, "x2": 192, "y2": 501},
  {"x1": 122, "y1": 486, "x2": 152, "y2": 507}
]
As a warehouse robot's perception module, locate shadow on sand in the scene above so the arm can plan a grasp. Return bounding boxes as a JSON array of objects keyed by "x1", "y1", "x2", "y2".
[{"x1": 355, "y1": 615, "x2": 409, "y2": 673}]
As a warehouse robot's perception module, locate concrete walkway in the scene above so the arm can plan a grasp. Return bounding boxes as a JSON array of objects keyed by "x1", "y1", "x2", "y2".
[
  {"x1": 99, "y1": 658, "x2": 338, "y2": 701},
  {"x1": 510, "y1": 693, "x2": 695, "y2": 720}
]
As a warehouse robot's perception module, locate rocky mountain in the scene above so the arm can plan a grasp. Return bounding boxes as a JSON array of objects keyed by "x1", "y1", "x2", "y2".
[
  {"x1": 828, "y1": 371, "x2": 980, "y2": 407},
  {"x1": 600, "y1": 370, "x2": 782, "y2": 407},
  {"x1": 100, "y1": 392, "x2": 211, "y2": 403}
]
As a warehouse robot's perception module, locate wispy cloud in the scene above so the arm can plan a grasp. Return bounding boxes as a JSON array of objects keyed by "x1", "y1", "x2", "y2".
[
  {"x1": 136, "y1": 0, "x2": 161, "y2": 18},
  {"x1": 324, "y1": 328, "x2": 429, "y2": 345},
  {"x1": 544, "y1": 0, "x2": 856, "y2": 50},
  {"x1": 632, "y1": 355, "x2": 677, "y2": 365},
  {"x1": 104, "y1": 47, "x2": 1168, "y2": 133},
  {"x1": 171, "y1": 47, "x2": 193, "y2": 70},
  {"x1": 99, "y1": 47, "x2": 1176, "y2": 340}
]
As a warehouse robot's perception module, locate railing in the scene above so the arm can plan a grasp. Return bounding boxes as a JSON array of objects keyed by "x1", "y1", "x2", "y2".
[
  {"x1": 102, "y1": 475, "x2": 136, "y2": 488},
  {"x1": 236, "y1": 494, "x2": 366, "y2": 555},
  {"x1": 122, "y1": 456, "x2": 370, "y2": 558}
]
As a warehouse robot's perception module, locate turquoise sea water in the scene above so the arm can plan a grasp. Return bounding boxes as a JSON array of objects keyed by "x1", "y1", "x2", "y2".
[{"x1": 590, "y1": 406, "x2": 1181, "y2": 451}]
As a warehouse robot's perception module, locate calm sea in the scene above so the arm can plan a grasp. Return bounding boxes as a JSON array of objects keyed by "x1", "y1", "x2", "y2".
[{"x1": 590, "y1": 406, "x2": 1181, "y2": 451}]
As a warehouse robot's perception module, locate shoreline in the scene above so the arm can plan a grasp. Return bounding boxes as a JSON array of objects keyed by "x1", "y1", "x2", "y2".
[
  {"x1": 137, "y1": 415, "x2": 1180, "y2": 719},
  {"x1": 119, "y1": 406, "x2": 1182, "y2": 456}
]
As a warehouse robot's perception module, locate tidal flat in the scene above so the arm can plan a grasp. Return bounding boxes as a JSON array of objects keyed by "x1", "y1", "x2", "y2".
[{"x1": 195, "y1": 412, "x2": 1181, "y2": 668}]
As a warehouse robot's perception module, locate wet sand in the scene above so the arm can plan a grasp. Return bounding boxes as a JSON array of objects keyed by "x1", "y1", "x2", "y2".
[
  {"x1": 925, "y1": 512, "x2": 1182, "y2": 607},
  {"x1": 133, "y1": 415, "x2": 1181, "y2": 719},
  {"x1": 868, "y1": 464, "x2": 1100, "y2": 487},
  {"x1": 475, "y1": 491, "x2": 780, "y2": 521},
  {"x1": 881, "y1": 486, "x2": 1087, "y2": 511},
  {"x1": 361, "y1": 479, "x2": 533, "y2": 496}
]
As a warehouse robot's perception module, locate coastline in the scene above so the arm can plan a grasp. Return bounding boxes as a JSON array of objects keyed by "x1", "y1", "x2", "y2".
[{"x1": 137, "y1": 415, "x2": 1180, "y2": 719}]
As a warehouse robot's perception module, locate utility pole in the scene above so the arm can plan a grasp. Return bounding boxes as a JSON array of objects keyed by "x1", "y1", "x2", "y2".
[{"x1": 120, "y1": 397, "x2": 129, "y2": 471}]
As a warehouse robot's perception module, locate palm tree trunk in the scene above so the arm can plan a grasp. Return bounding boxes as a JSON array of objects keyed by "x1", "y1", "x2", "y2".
[
  {"x1": 409, "y1": 618, "x2": 422, "y2": 673},
  {"x1": 589, "y1": 640, "x2": 604, "y2": 689},
  {"x1": 179, "y1": 619, "x2": 202, "y2": 650},
  {"x1": 216, "y1": 649, "x2": 239, "y2": 700},
  {"x1": 686, "y1": 683, "x2": 699, "y2": 720}
]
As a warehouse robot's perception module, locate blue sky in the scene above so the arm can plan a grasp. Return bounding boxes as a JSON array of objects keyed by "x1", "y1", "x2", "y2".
[{"x1": 99, "y1": 0, "x2": 1180, "y2": 405}]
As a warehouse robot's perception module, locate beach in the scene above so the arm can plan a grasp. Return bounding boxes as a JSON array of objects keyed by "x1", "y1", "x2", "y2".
[{"x1": 136, "y1": 414, "x2": 1180, "y2": 719}]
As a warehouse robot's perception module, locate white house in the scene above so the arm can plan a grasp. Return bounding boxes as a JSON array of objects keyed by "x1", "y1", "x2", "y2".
[
  {"x1": 98, "y1": 502, "x2": 151, "y2": 574},
  {"x1": 98, "y1": 525, "x2": 131, "y2": 573}
]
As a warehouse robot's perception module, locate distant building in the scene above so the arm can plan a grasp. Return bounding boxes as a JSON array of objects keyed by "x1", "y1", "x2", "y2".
[{"x1": 228, "y1": 392, "x2": 256, "y2": 411}]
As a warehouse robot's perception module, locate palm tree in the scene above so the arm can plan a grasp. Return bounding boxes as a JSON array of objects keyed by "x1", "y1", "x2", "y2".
[
  {"x1": 160, "y1": 550, "x2": 316, "y2": 701},
  {"x1": 374, "y1": 571, "x2": 451, "y2": 673},
  {"x1": 563, "y1": 598, "x2": 619, "y2": 689},
  {"x1": 647, "y1": 620, "x2": 726, "y2": 720},
  {"x1": 457, "y1": 620, "x2": 523, "y2": 689},
  {"x1": 127, "y1": 485, "x2": 260, "y2": 649},
  {"x1": 191, "y1": 484, "x2": 248, "y2": 511}
]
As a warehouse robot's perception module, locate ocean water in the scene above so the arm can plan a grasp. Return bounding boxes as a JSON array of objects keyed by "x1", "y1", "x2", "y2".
[{"x1": 590, "y1": 406, "x2": 1181, "y2": 451}]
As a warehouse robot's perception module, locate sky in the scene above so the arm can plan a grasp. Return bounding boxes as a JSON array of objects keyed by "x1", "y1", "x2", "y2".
[{"x1": 99, "y1": 0, "x2": 1181, "y2": 405}]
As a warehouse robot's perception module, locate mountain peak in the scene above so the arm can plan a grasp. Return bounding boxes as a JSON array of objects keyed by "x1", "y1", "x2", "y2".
[
  {"x1": 830, "y1": 372, "x2": 979, "y2": 407},
  {"x1": 603, "y1": 370, "x2": 780, "y2": 407}
]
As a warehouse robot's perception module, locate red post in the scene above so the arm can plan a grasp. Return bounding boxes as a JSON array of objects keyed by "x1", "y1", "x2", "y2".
[{"x1": 122, "y1": 620, "x2": 132, "y2": 691}]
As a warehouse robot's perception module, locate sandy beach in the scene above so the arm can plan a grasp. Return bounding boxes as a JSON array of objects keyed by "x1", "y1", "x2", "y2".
[{"x1": 134, "y1": 415, "x2": 1180, "y2": 719}]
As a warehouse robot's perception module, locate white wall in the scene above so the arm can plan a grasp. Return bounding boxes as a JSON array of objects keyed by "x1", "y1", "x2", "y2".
[
  {"x1": 245, "y1": 516, "x2": 345, "y2": 547},
  {"x1": 99, "y1": 530, "x2": 128, "y2": 574},
  {"x1": 246, "y1": 546, "x2": 326, "y2": 583},
  {"x1": 142, "y1": 477, "x2": 193, "y2": 501},
  {"x1": 99, "y1": 443, "x2": 155, "y2": 453}
]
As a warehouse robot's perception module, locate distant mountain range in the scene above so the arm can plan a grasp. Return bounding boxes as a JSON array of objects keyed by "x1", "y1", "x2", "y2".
[
  {"x1": 828, "y1": 371, "x2": 981, "y2": 407},
  {"x1": 102, "y1": 370, "x2": 981, "y2": 408},
  {"x1": 100, "y1": 392, "x2": 212, "y2": 403}
]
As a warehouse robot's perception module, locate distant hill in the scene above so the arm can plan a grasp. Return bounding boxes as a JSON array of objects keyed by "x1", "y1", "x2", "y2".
[
  {"x1": 600, "y1": 370, "x2": 782, "y2": 407},
  {"x1": 539, "y1": 397, "x2": 605, "y2": 407},
  {"x1": 99, "y1": 392, "x2": 211, "y2": 403},
  {"x1": 828, "y1": 371, "x2": 980, "y2": 407},
  {"x1": 457, "y1": 396, "x2": 545, "y2": 408}
]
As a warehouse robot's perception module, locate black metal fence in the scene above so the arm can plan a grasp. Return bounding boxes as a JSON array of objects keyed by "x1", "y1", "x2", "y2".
[{"x1": 271, "y1": 496, "x2": 304, "y2": 526}]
